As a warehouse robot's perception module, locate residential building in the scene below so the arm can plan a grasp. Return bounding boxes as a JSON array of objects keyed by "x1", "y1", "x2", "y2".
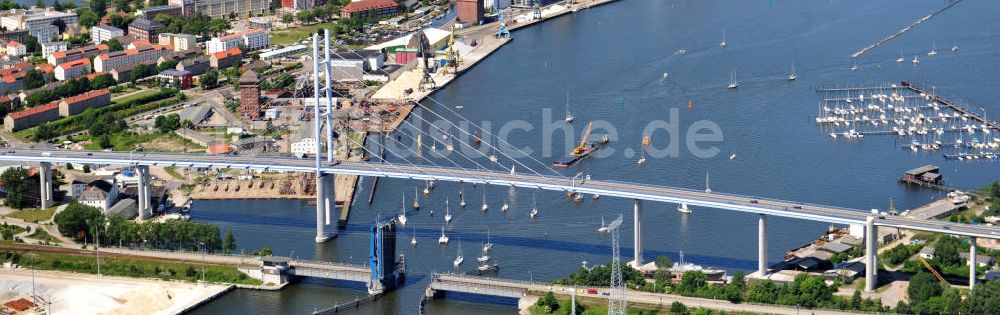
[
  {"x1": 47, "y1": 44, "x2": 108, "y2": 65},
  {"x1": 109, "y1": 62, "x2": 158, "y2": 83},
  {"x1": 0, "y1": 31, "x2": 27, "y2": 44},
  {"x1": 170, "y1": 0, "x2": 268, "y2": 19},
  {"x1": 1, "y1": 9, "x2": 78, "y2": 31},
  {"x1": 157, "y1": 69, "x2": 193, "y2": 89},
  {"x1": 40, "y1": 40, "x2": 67, "y2": 58},
  {"x1": 58, "y1": 89, "x2": 111, "y2": 116},
  {"x1": 94, "y1": 44, "x2": 172, "y2": 72},
  {"x1": 54, "y1": 58, "x2": 91, "y2": 81},
  {"x1": 28, "y1": 25, "x2": 59, "y2": 43},
  {"x1": 0, "y1": 62, "x2": 35, "y2": 94},
  {"x1": 90, "y1": 25, "x2": 124, "y2": 44},
  {"x1": 4, "y1": 41, "x2": 24, "y2": 57},
  {"x1": 158, "y1": 33, "x2": 197, "y2": 51},
  {"x1": 128, "y1": 18, "x2": 163, "y2": 41},
  {"x1": 209, "y1": 47, "x2": 242, "y2": 69},
  {"x1": 456, "y1": 0, "x2": 483, "y2": 24},
  {"x1": 281, "y1": 0, "x2": 313, "y2": 11},
  {"x1": 239, "y1": 69, "x2": 260, "y2": 119},
  {"x1": 206, "y1": 29, "x2": 267, "y2": 55},
  {"x1": 79, "y1": 178, "x2": 119, "y2": 211},
  {"x1": 3, "y1": 101, "x2": 59, "y2": 131},
  {"x1": 176, "y1": 56, "x2": 210, "y2": 75},
  {"x1": 137, "y1": 5, "x2": 183, "y2": 18},
  {"x1": 340, "y1": 0, "x2": 400, "y2": 19}
]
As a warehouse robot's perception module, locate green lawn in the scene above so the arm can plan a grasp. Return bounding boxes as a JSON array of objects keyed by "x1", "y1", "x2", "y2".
[
  {"x1": 271, "y1": 22, "x2": 339, "y2": 45},
  {"x1": 83, "y1": 132, "x2": 163, "y2": 151},
  {"x1": 6, "y1": 208, "x2": 56, "y2": 223},
  {"x1": 164, "y1": 166, "x2": 185, "y2": 180},
  {"x1": 29, "y1": 227, "x2": 57, "y2": 244},
  {"x1": 111, "y1": 89, "x2": 162, "y2": 103},
  {"x1": 1, "y1": 250, "x2": 261, "y2": 285}
]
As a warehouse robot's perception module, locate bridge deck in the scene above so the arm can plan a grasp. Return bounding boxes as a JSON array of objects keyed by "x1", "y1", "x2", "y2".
[{"x1": 2, "y1": 148, "x2": 998, "y2": 240}]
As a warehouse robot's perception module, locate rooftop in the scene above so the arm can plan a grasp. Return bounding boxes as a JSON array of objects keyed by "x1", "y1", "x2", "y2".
[
  {"x1": 8, "y1": 101, "x2": 58, "y2": 119},
  {"x1": 341, "y1": 0, "x2": 398, "y2": 13}
]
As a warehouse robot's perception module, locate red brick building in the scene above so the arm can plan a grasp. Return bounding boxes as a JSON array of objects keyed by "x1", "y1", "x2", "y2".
[
  {"x1": 239, "y1": 69, "x2": 261, "y2": 119},
  {"x1": 456, "y1": 0, "x2": 483, "y2": 25},
  {"x1": 340, "y1": 0, "x2": 400, "y2": 20}
]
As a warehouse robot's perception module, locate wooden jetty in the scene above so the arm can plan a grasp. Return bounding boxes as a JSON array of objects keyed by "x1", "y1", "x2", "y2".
[{"x1": 850, "y1": 0, "x2": 963, "y2": 58}]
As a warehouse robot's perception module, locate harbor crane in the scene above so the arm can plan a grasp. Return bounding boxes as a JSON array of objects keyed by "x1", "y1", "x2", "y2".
[{"x1": 572, "y1": 122, "x2": 593, "y2": 156}]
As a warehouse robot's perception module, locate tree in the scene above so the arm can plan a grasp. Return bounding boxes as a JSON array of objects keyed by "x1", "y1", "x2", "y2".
[
  {"x1": 35, "y1": 122, "x2": 56, "y2": 140},
  {"x1": 270, "y1": 0, "x2": 282, "y2": 11},
  {"x1": 534, "y1": 291, "x2": 558, "y2": 313},
  {"x1": 90, "y1": 73, "x2": 116, "y2": 90},
  {"x1": 258, "y1": 247, "x2": 272, "y2": 256},
  {"x1": 34, "y1": 0, "x2": 44, "y2": 8},
  {"x1": 23, "y1": 35, "x2": 40, "y2": 55},
  {"x1": 223, "y1": 228, "x2": 236, "y2": 254},
  {"x1": 1, "y1": 167, "x2": 35, "y2": 209},
  {"x1": 907, "y1": 271, "x2": 942, "y2": 304},
  {"x1": 114, "y1": 0, "x2": 129, "y2": 12},
  {"x1": 158, "y1": 59, "x2": 179, "y2": 72},
  {"x1": 104, "y1": 38, "x2": 124, "y2": 52},
  {"x1": 934, "y1": 237, "x2": 963, "y2": 267},
  {"x1": 669, "y1": 301, "x2": 689, "y2": 315},
  {"x1": 82, "y1": 164, "x2": 91, "y2": 173},
  {"x1": 655, "y1": 255, "x2": 673, "y2": 269},
  {"x1": 296, "y1": 10, "x2": 314, "y2": 23},
  {"x1": 78, "y1": 8, "x2": 99, "y2": 28},
  {"x1": 676, "y1": 270, "x2": 707, "y2": 294},
  {"x1": 52, "y1": 0, "x2": 62, "y2": 10},
  {"x1": 23, "y1": 69, "x2": 46, "y2": 90},
  {"x1": 53, "y1": 201, "x2": 103, "y2": 240},
  {"x1": 282, "y1": 13, "x2": 293, "y2": 24},
  {"x1": 98, "y1": 134, "x2": 111, "y2": 149},
  {"x1": 90, "y1": 0, "x2": 107, "y2": 17},
  {"x1": 201, "y1": 70, "x2": 219, "y2": 89}
]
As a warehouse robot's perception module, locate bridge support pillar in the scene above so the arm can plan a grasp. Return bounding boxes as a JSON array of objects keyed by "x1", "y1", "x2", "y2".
[
  {"x1": 39, "y1": 162, "x2": 52, "y2": 209},
  {"x1": 970, "y1": 237, "x2": 977, "y2": 290},
  {"x1": 315, "y1": 174, "x2": 334, "y2": 243},
  {"x1": 633, "y1": 199, "x2": 642, "y2": 267},
  {"x1": 758, "y1": 214, "x2": 767, "y2": 276},
  {"x1": 136, "y1": 165, "x2": 151, "y2": 220},
  {"x1": 864, "y1": 216, "x2": 876, "y2": 292}
]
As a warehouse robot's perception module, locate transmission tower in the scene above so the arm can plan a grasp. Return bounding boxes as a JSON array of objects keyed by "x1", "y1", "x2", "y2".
[{"x1": 607, "y1": 214, "x2": 625, "y2": 315}]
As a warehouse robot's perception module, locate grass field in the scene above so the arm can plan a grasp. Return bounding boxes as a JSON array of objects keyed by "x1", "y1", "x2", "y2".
[
  {"x1": 0, "y1": 250, "x2": 261, "y2": 285},
  {"x1": 271, "y1": 22, "x2": 338, "y2": 45},
  {"x1": 6, "y1": 208, "x2": 56, "y2": 223},
  {"x1": 164, "y1": 166, "x2": 185, "y2": 180}
]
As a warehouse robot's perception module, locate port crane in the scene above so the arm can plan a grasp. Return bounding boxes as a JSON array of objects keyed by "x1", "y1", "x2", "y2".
[{"x1": 572, "y1": 122, "x2": 593, "y2": 156}]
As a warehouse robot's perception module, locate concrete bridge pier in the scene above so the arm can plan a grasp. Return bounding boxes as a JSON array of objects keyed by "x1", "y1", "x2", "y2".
[
  {"x1": 136, "y1": 165, "x2": 151, "y2": 220},
  {"x1": 633, "y1": 199, "x2": 643, "y2": 266},
  {"x1": 758, "y1": 214, "x2": 767, "y2": 275},
  {"x1": 970, "y1": 237, "x2": 977, "y2": 290},
  {"x1": 39, "y1": 162, "x2": 52, "y2": 209},
  {"x1": 864, "y1": 216, "x2": 876, "y2": 292},
  {"x1": 315, "y1": 173, "x2": 335, "y2": 243}
]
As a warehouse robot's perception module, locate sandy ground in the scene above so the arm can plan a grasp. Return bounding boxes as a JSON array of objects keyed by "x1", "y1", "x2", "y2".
[{"x1": 0, "y1": 269, "x2": 229, "y2": 315}]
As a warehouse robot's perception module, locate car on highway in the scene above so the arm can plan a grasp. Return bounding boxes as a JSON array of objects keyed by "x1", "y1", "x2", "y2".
[
  {"x1": 587, "y1": 288, "x2": 597, "y2": 295},
  {"x1": 750, "y1": 199, "x2": 759, "y2": 204},
  {"x1": 40, "y1": 152, "x2": 51, "y2": 156},
  {"x1": 792, "y1": 205, "x2": 802, "y2": 209}
]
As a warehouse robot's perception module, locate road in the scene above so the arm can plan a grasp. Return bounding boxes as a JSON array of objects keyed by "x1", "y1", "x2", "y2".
[
  {"x1": 1, "y1": 148, "x2": 999, "y2": 241},
  {"x1": 433, "y1": 273, "x2": 870, "y2": 315}
]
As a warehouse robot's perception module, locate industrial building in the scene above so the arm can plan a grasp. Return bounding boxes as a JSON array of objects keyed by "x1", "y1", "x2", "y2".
[
  {"x1": 456, "y1": 0, "x2": 484, "y2": 24},
  {"x1": 340, "y1": 0, "x2": 400, "y2": 19},
  {"x1": 239, "y1": 69, "x2": 261, "y2": 119}
]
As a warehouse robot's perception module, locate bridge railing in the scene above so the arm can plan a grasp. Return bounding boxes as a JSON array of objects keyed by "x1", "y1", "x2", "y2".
[{"x1": 289, "y1": 259, "x2": 370, "y2": 271}]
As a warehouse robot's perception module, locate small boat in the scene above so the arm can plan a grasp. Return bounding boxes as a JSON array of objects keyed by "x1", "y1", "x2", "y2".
[
  {"x1": 530, "y1": 192, "x2": 538, "y2": 218},
  {"x1": 638, "y1": 134, "x2": 650, "y2": 164},
  {"x1": 445, "y1": 200, "x2": 453, "y2": 223},
  {"x1": 704, "y1": 172, "x2": 712, "y2": 193},
  {"x1": 597, "y1": 216, "x2": 609, "y2": 233},
  {"x1": 454, "y1": 244, "x2": 464, "y2": 266},
  {"x1": 896, "y1": 51, "x2": 905, "y2": 63},
  {"x1": 413, "y1": 188, "x2": 420, "y2": 209},
  {"x1": 912, "y1": 55, "x2": 920, "y2": 64},
  {"x1": 472, "y1": 130, "x2": 481, "y2": 144},
  {"x1": 501, "y1": 202, "x2": 509, "y2": 212},
  {"x1": 488, "y1": 136, "x2": 498, "y2": 163},
  {"x1": 428, "y1": 180, "x2": 436, "y2": 189},
  {"x1": 677, "y1": 203, "x2": 691, "y2": 213},
  {"x1": 927, "y1": 42, "x2": 938, "y2": 56},
  {"x1": 662, "y1": 72, "x2": 668, "y2": 79},
  {"x1": 484, "y1": 231, "x2": 493, "y2": 251},
  {"x1": 591, "y1": 194, "x2": 600, "y2": 200},
  {"x1": 675, "y1": 49, "x2": 686, "y2": 56},
  {"x1": 423, "y1": 182, "x2": 431, "y2": 195},
  {"x1": 573, "y1": 193, "x2": 583, "y2": 202},
  {"x1": 600, "y1": 134, "x2": 609, "y2": 144},
  {"x1": 431, "y1": 142, "x2": 437, "y2": 150},
  {"x1": 850, "y1": 62, "x2": 859, "y2": 71},
  {"x1": 439, "y1": 226, "x2": 449, "y2": 244},
  {"x1": 787, "y1": 63, "x2": 797, "y2": 81},
  {"x1": 481, "y1": 190, "x2": 489, "y2": 212},
  {"x1": 446, "y1": 143, "x2": 454, "y2": 152},
  {"x1": 411, "y1": 229, "x2": 417, "y2": 246},
  {"x1": 637, "y1": 156, "x2": 646, "y2": 165},
  {"x1": 727, "y1": 70, "x2": 740, "y2": 89},
  {"x1": 398, "y1": 208, "x2": 407, "y2": 226},
  {"x1": 687, "y1": 100, "x2": 693, "y2": 110},
  {"x1": 564, "y1": 92, "x2": 574, "y2": 123},
  {"x1": 951, "y1": 43, "x2": 959, "y2": 52},
  {"x1": 729, "y1": 153, "x2": 736, "y2": 160},
  {"x1": 720, "y1": 30, "x2": 727, "y2": 48}
]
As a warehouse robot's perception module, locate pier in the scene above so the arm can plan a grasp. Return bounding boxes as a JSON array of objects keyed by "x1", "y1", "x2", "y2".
[{"x1": 850, "y1": 0, "x2": 963, "y2": 58}]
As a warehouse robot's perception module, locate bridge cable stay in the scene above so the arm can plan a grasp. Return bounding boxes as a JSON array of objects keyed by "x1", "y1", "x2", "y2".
[
  {"x1": 336, "y1": 125, "x2": 446, "y2": 181},
  {"x1": 411, "y1": 97, "x2": 556, "y2": 178},
  {"x1": 421, "y1": 94, "x2": 566, "y2": 176},
  {"x1": 387, "y1": 119, "x2": 494, "y2": 177},
  {"x1": 327, "y1": 48, "x2": 556, "y2": 178},
  {"x1": 322, "y1": 49, "x2": 503, "y2": 178},
  {"x1": 395, "y1": 112, "x2": 508, "y2": 175}
]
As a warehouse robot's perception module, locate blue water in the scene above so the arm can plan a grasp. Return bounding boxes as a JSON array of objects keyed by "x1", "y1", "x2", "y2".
[{"x1": 189, "y1": 1, "x2": 1000, "y2": 314}]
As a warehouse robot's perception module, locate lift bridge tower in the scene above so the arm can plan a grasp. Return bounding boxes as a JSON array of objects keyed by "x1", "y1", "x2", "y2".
[
  {"x1": 368, "y1": 217, "x2": 405, "y2": 295},
  {"x1": 607, "y1": 214, "x2": 625, "y2": 315}
]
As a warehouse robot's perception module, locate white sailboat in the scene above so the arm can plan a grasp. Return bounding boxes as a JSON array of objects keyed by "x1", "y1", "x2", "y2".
[
  {"x1": 951, "y1": 43, "x2": 959, "y2": 52},
  {"x1": 446, "y1": 143, "x2": 454, "y2": 152},
  {"x1": 704, "y1": 172, "x2": 712, "y2": 193},
  {"x1": 912, "y1": 55, "x2": 920, "y2": 64},
  {"x1": 488, "y1": 136, "x2": 498, "y2": 163},
  {"x1": 850, "y1": 62, "x2": 859, "y2": 71},
  {"x1": 564, "y1": 92, "x2": 574, "y2": 123},
  {"x1": 413, "y1": 188, "x2": 420, "y2": 209},
  {"x1": 410, "y1": 228, "x2": 417, "y2": 246},
  {"x1": 927, "y1": 42, "x2": 938, "y2": 56},
  {"x1": 677, "y1": 203, "x2": 691, "y2": 213},
  {"x1": 896, "y1": 51, "x2": 905, "y2": 63},
  {"x1": 484, "y1": 231, "x2": 493, "y2": 252},
  {"x1": 438, "y1": 226, "x2": 449, "y2": 244},
  {"x1": 423, "y1": 181, "x2": 430, "y2": 194},
  {"x1": 720, "y1": 30, "x2": 727, "y2": 48},
  {"x1": 444, "y1": 199, "x2": 453, "y2": 223},
  {"x1": 398, "y1": 192, "x2": 408, "y2": 226},
  {"x1": 454, "y1": 243, "x2": 464, "y2": 266},
  {"x1": 727, "y1": 71, "x2": 740, "y2": 89},
  {"x1": 597, "y1": 216, "x2": 609, "y2": 233},
  {"x1": 530, "y1": 192, "x2": 538, "y2": 218},
  {"x1": 477, "y1": 248, "x2": 490, "y2": 263},
  {"x1": 787, "y1": 63, "x2": 797, "y2": 81},
  {"x1": 501, "y1": 200, "x2": 509, "y2": 212},
  {"x1": 459, "y1": 184, "x2": 467, "y2": 208},
  {"x1": 481, "y1": 190, "x2": 489, "y2": 212}
]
